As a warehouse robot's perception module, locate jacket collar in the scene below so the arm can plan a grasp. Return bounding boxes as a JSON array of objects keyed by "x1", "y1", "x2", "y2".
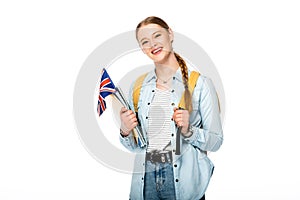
[{"x1": 144, "y1": 67, "x2": 183, "y2": 83}]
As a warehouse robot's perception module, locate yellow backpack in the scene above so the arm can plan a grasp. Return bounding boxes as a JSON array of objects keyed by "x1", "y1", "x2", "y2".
[{"x1": 133, "y1": 71, "x2": 200, "y2": 113}]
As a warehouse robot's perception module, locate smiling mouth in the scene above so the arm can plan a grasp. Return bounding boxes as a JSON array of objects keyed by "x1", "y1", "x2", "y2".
[{"x1": 151, "y1": 47, "x2": 163, "y2": 55}]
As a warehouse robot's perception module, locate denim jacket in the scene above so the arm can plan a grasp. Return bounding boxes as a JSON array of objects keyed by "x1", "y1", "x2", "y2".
[{"x1": 120, "y1": 68, "x2": 223, "y2": 200}]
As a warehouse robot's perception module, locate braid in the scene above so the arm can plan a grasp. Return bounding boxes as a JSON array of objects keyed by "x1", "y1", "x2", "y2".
[{"x1": 174, "y1": 52, "x2": 192, "y2": 112}]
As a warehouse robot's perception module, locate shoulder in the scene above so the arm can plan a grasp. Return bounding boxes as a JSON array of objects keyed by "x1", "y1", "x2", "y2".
[
  {"x1": 193, "y1": 74, "x2": 218, "y2": 98},
  {"x1": 132, "y1": 70, "x2": 155, "y2": 85},
  {"x1": 196, "y1": 74, "x2": 213, "y2": 88},
  {"x1": 129, "y1": 69, "x2": 155, "y2": 97}
]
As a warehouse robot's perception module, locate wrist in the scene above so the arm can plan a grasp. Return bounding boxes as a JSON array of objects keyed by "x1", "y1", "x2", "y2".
[
  {"x1": 120, "y1": 124, "x2": 131, "y2": 135},
  {"x1": 120, "y1": 129, "x2": 130, "y2": 137},
  {"x1": 181, "y1": 125, "x2": 188, "y2": 134},
  {"x1": 182, "y1": 125, "x2": 194, "y2": 138}
]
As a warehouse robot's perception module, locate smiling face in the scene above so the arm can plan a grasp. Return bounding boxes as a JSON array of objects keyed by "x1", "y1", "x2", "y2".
[{"x1": 136, "y1": 24, "x2": 174, "y2": 63}]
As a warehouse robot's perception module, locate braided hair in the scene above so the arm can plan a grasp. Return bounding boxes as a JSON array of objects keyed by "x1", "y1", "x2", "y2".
[{"x1": 174, "y1": 52, "x2": 192, "y2": 112}]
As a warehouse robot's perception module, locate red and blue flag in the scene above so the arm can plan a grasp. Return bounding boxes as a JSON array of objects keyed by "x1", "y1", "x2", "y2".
[{"x1": 97, "y1": 68, "x2": 116, "y2": 116}]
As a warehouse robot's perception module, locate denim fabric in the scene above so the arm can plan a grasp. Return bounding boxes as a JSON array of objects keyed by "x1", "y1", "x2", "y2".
[
  {"x1": 143, "y1": 161, "x2": 176, "y2": 200},
  {"x1": 120, "y1": 68, "x2": 223, "y2": 200}
]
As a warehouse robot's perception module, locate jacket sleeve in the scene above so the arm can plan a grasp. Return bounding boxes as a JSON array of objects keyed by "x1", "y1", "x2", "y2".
[
  {"x1": 184, "y1": 77, "x2": 223, "y2": 152},
  {"x1": 119, "y1": 81, "x2": 144, "y2": 153},
  {"x1": 119, "y1": 132, "x2": 143, "y2": 153}
]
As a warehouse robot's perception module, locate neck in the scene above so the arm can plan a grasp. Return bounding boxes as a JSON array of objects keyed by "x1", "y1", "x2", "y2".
[{"x1": 154, "y1": 53, "x2": 179, "y2": 79}]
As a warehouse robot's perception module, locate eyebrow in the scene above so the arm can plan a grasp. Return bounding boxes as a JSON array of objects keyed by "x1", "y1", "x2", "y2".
[{"x1": 139, "y1": 31, "x2": 162, "y2": 43}]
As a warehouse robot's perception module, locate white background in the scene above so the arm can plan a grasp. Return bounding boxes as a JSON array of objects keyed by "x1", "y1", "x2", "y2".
[{"x1": 1, "y1": 0, "x2": 300, "y2": 199}]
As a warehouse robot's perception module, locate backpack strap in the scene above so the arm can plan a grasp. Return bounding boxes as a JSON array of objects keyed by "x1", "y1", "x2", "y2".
[
  {"x1": 131, "y1": 73, "x2": 148, "y2": 145},
  {"x1": 133, "y1": 73, "x2": 148, "y2": 113},
  {"x1": 133, "y1": 71, "x2": 201, "y2": 111},
  {"x1": 132, "y1": 71, "x2": 201, "y2": 146},
  {"x1": 178, "y1": 71, "x2": 200, "y2": 109}
]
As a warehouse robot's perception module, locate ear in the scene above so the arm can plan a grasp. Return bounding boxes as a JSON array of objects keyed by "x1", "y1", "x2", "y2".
[{"x1": 168, "y1": 28, "x2": 174, "y2": 43}]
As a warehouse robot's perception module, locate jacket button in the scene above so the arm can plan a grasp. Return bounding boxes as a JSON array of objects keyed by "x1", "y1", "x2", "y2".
[
  {"x1": 152, "y1": 90, "x2": 155, "y2": 92},
  {"x1": 171, "y1": 134, "x2": 174, "y2": 137},
  {"x1": 175, "y1": 179, "x2": 179, "y2": 182},
  {"x1": 174, "y1": 164, "x2": 177, "y2": 167},
  {"x1": 148, "y1": 102, "x2": 150, "y2": 105},
  {"x1": 146, "y1": 117, "x2": 148, "y2": 119},
  {"x1": 171, "y1": 103, "x2": 175, "y2": 106},
  {"x1": 171, "y1": 89, "x2": 175, "y2": 93}
]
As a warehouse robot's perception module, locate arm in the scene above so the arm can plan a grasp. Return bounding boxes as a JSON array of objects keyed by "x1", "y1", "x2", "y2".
[
  {"x1": 119, "y1": 83, "x2": 144, "y2": 153},
  {"x1": 184, "y1": 77, "x2": 223, "y2": 152},
  {"x1": 119, "y1": 131, "x2": 143, "y2": 153}
]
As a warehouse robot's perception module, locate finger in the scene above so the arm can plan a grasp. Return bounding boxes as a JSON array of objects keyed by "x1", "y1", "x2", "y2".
[
  {"x1": 175, "y1": 109, "x2": 184, "y2": 114},
  {"x1": 123, "y1": 110, "x2": 132, "y2": 117},
  {"x1": 174, "y1": 118, "x2": 182, "y2": 126},
  {"x1": 174, "y1": 117, "x2": 182, "y2": 124},
  {"x1": 121, "y1": 107, "x2": 128, "y2": 112},
  {"x1": 120, "y1": 108, "x2": 127, "y2": 116},
  {"x1": 132, "y1": 122, "x2": 138, "y2": 128},
  {"x1": 176, "y1": 120, "x2": 183, "y2": 127},
  {"x1": 177, "y1": 111, "x2": 189, "y2": 118},
  {"x1": 128, "y1": 112, "x2": 136, "y2": 118},
  {"x1": 127, "y1": 110, "x2": 137, "y2": 118},
  {"x1": 173, "y1": 109, "x2": 180, "y2": 115},
  {"x1": 174, "y1": 113, "x2": 181, "y2": 120},
  {"x1": 129, "y1": 116, "x2": 137, "y2": 122},
  {"x1": 127, "y1": 109, "x2": 134, "y2": 114},
  {"x1": 128, "y1": 122, "x2": 138, "y2": 130},
  {"x1": 175, "y1": 113, "x2": 183, "y2": 119}
]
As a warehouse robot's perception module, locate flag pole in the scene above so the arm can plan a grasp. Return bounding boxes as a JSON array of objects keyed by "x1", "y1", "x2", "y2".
[{"x1": 97, "y1": 68, "x2": 146, "y2": 148}]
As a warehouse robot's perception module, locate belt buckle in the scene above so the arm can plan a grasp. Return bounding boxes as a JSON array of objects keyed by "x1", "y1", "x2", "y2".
[
  {"x1": 148, "y1": 150, "x2": 171, "y2": 163},
  {"x1": 161, "y1": 154, "x2": 166, "y2": 163},
  {"x1": 149, "y1": 152, "x2": 157, "y2": 163}
]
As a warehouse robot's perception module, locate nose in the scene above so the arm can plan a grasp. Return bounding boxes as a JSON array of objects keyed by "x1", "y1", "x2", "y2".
[{"x1": 151, "y1": 41, "x2": 157, "y2": 48}]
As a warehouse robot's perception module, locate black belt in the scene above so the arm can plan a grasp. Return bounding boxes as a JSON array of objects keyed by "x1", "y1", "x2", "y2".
[{"x1": 146, "y1": 150, "x2": 172, "y2": 163}]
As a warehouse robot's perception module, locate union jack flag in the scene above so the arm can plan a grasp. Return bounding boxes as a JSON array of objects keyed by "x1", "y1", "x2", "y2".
[{"x1": 97, "y1": 68, "x2": 116, "y2": 116}]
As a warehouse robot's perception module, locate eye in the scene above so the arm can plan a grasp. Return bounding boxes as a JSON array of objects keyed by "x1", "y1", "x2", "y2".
[
  {"x1": 141, "y1": 40, "x2": 149, "y2": 46},
  {"x1": 154, "y1": 33, "x2": 161, "y2": 38}
]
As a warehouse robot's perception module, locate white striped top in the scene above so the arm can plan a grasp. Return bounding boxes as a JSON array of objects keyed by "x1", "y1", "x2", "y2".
[{"x1": 147, "y1": 88, "x2": 172, "y2": 152}]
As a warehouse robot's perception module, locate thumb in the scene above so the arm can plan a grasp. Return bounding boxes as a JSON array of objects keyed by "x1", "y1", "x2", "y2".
[{"x1": 120, "y1": 107, "x2": 128, "y2": 113}]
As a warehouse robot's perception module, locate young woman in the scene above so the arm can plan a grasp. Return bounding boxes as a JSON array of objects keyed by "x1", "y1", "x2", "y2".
[{"x1": 119, "y1": 16, "x2": 223, "y2": 200}]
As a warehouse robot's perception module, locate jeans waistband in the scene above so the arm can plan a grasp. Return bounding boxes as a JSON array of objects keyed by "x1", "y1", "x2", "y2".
[{"x1": 146, "y1": 150, "x2": 172, "y2": 163}]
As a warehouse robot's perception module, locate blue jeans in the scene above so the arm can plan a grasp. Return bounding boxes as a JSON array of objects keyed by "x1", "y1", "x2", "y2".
[
  {"x1": 143, "y1": 160, "x2": 206, "y2": 200},
  {"x1": 143, "y1": 160, "x2": 176, "y2": 200}
]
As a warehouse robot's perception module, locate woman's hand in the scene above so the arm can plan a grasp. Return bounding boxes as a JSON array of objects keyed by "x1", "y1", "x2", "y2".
[
  {"x1": 120, "y1": 107, "x2": 138, "y2": 136},
  {"x1": 172, "y1": 107, "x2": 190, "y2": 136}
]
